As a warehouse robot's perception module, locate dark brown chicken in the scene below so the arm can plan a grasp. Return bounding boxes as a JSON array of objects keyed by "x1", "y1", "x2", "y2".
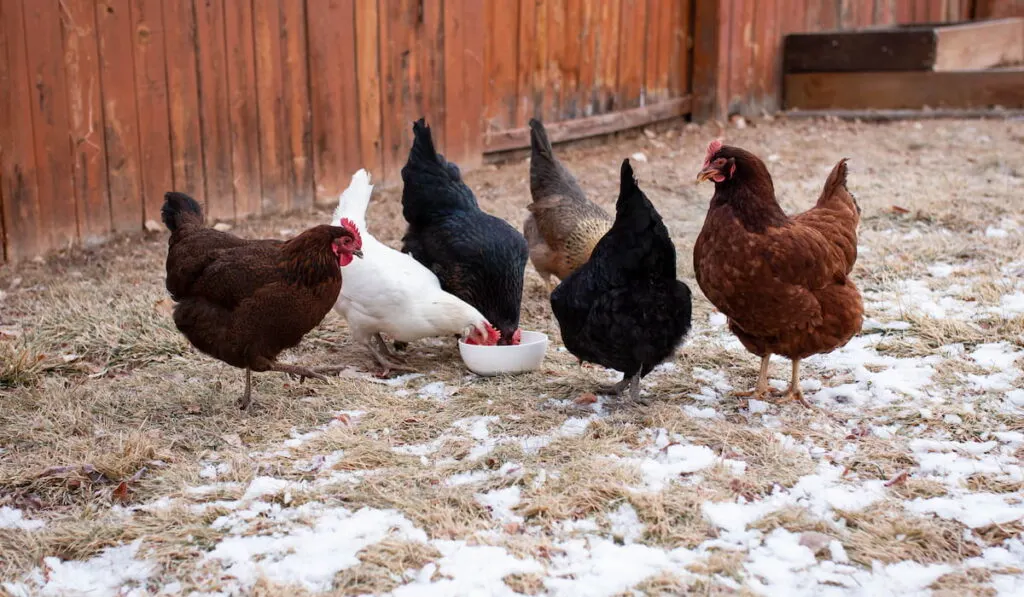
[
  {"x1": 524, "y1": 119, "x2": 612, "y2": 291},
  {"x1": 162, "y1": 192, "x2": 363, "y2": 409},
  {"x1": 693, "y1": 141, "x2": 862, "y2": 407}
]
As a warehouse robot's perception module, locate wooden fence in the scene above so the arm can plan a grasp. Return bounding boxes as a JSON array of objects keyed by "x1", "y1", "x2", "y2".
[{"x1": 1, "y1": 0, "x2": 1018, "y2": 263}]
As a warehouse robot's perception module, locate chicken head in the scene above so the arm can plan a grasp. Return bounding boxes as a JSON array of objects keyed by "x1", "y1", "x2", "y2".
[
  {"x1": 464, "y1": 322, "x2": 502, "y2": 346},
  {"x1": 331, "y1": 218, "x2": 364, "y2": 266},
  {"x1": 696, "y1": 139, "x2": 736, "y2": 184}
]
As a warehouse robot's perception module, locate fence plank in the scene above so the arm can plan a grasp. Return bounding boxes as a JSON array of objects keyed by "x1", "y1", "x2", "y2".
[
  {"x1": 194, "y1": 0, "x2": 234, "y2": 221},
  {"x1": 131, "y1": 0, "x2": 174, "y2": 227},
  {"x1": 421, "y1": 0, "x2": 446, "y2": 149},
  {"x1": 253, "y1": 0, "x2": 286, "y2": 214},
  {"x1": 531, "y1": 0, "x2": 548, "y2": 121},
  {"x1": 0, "y1": 0, "x2": 43, "y2": 260},
  {"x1": 225, "y1": 0, "x2": 261, "y2": 216},
  {"x1": 96, "y1": 0, "x2": 144, "y2": 233},
  {"x1": 162, "y1": 0, "x2": 204, "y2": 204},
  {"x1": 483, "y1": 0, "x2": 519, "y2": 132},
  {"x1": 308, "y1": 0, "x2": 358, "y2": 198},
  {"x1": 560, "y1": 0, "x2": 582, "y2": 119},
  {"x1": 23, "y1": 0, "x2": 78, "y2": 248},
  {"x1": 444, "y1": 0, "x2": 485, "y2": 169},
  {"x1": 543, "y1": 0, "x2": 564, "y2": 121},
  {"x1": 515, "y1": 0, "x2": 536, "y2": 126},
  {"x1": 668, "y1": 0, "x2": 691, "y2": 96},
  {"x1": 63, "y1": 0, "x2": 112, "y2": 245},
  {"x1": 596, "y1": 0, "x2": 622, "y2": 112},
  {"x1": 379, "y1": 0, "x2": 420, "y2": 181},
  {"x1": 578, "y1": 0, "x2": 597, "y2": 114},
  {"x1": 354, "y1": 0, "x2": 382, "y2": 182},
  {"x1": 617, "y1": 0, "x2": 647, "y2": 109},
  {"x1": 280, "y1": 0, "x2": 313, "y2": 209}
]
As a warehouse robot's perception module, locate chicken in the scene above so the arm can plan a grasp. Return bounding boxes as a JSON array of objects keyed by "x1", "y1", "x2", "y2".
[
  {"x1": 693, "y1": 140, "x2": 863, "y2": 407},
  {"x1": 400, "y1": 118, "x2": 529, "y2": 345},
  {"x1": 331, "y1": 169, "x2": 499, "y2": 375},
  {"x1": 524, "y1": 119, "x2": 612, "y2": 290},
  {"x1": 162, "y1": 192, "x2": 363, "y2": 409},
  {"x1": 551, "y1": 160, "x2": 692, "y2": 403}
]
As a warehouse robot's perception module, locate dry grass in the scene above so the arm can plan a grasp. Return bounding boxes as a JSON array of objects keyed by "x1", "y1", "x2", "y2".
[{"x1": 2, "y1": 117, "x2": 1023, "y2": 593}]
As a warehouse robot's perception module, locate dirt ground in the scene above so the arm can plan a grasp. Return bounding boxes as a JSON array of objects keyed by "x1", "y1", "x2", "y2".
[{"x1": 1, "y1": 116, "x2": 1023, "y2": 596}]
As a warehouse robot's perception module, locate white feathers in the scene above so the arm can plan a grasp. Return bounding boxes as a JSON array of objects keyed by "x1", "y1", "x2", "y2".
[{"x1": 332, "y1": 170, "x2": 489, "y2": 345}]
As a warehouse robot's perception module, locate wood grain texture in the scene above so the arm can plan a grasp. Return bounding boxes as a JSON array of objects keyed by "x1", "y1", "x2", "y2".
[
  {"x1": 692, "y1": 0, "x2": 731, "y2": 120},
  {"x1": 515, "y1": 0, "x2": 537, "y2": 126},
  {"x1": 162, "y1": 0, "x2": 204, "y2": 204},
  {"x1": 444, "y1": 0, "x2": 485, "y2": 169},
  {"x1": 308, "y1": 0, "x2": 358, "y2": 197},
  {"x1": 62, "y1": 0, "x2": 112, "y2": 245},
  {"x1": 96, "y1": 0, "x2": 144, "y2": 233},
  {"x1": 280, "y1": 0, "x2": 313, "y2": 209},
  {"x1": 379, "y1": 0, "x2": 421, "y2": 181},
  {"x1": 616, "y1": 0, "x2": 647, "y2": 109},
  {"x1": 24, "y1": 0, "x2": 78, "y2": 247},
  {"x1": 131, "y1": 0, "x2": 174, "y2": 226},
  {"x1": 595, "y1": 0, "x2": 622, "y2": 113},
  {"x1": 785, "y1": 68, "x2": 1024, "y2": 110},
  {"x1": 224, "y1": 0, "x2": 261, "y2": 216},
  {"x1": 483, "y1": 0, "x2": 519, "y2": 131},
  {"x1": 0, "y1": 0, "x2": 44, "y2": 260},
  {"x1": 194, "y1": 0, "x2": 234, "y2": 221},
  {"x1": 253, "y1": 0, "x2": 286, "y2": 213},
  {"x1": 355, "y1": 0, "x2": 383, "y2": 180}
]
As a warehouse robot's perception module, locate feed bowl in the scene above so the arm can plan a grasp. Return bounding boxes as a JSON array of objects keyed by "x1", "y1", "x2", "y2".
[{"x1": 458, "y1": 330, "x2": 549, "y2": 376}]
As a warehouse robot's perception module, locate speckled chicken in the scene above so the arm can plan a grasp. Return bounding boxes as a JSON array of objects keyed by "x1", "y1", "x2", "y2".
[{"x1": 523, "y1": 119, "x2": 612, "y2": 291}]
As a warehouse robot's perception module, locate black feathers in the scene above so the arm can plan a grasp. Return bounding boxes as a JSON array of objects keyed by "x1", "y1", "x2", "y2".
[
  {"x1": 551, "y1": 159, "x2": 692, "y2": 396},
  {"x1": 161, "y1": 192, "x2": 204, "y2": 232},
  {"x1": 400, "y1": 119, "x2": 529, "y2": 345}
]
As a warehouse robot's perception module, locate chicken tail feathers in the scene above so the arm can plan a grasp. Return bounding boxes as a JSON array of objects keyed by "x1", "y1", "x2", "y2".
[
  {"x1": 529, "y1": 118, "x2": 554, "y2": 160},
  {"x1": 335, "y1": 169, "x2": 373, "y2": 229},
  {"x1": 161, "y1": 192, "x2": 204, "y2": 233},
  {"x1": 616, "y1": 159, "x2": 645, "y2": 215},
  {"x1": 401, "y1": 118, "x2": 478, "y2": 226},
  {"x1": 817, "y1": 158, "x2": 860, "y2": 215}
]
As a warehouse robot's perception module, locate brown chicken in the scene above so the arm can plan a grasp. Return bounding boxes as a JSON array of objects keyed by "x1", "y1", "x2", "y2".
[
  {"x1": 524, "y1": 119, "x2": 612, "y2": 291},
  {"x1": 162, "y1": 192, "x2": 363, "y2": 409},
  {"x1": 693, "y1": 141, "x2": 863, "y2": 407}
]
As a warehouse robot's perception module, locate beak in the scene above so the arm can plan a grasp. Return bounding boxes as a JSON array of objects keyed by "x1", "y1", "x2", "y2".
[
  {"x1": 352, "y1": 249, "x2": 364, "y2": 259},
  {"x1": 695, "y1": 167, "x2": 717, "y2": 184}
]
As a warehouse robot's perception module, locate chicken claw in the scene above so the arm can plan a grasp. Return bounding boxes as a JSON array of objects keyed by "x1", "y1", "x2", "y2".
[
  {"x1": 733, "y1": 354, "x2": 772, "y2": 405},
  {"x1": 775, "y1": 389, "x2": 812, "y2": 409}
]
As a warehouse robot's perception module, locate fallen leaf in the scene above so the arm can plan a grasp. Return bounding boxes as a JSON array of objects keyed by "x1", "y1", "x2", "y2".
[
  {"x1": 890, "y1": 205, "x2": 910, "y2": 214},
  {"x1": 112, "y1": 481, "x2": 131, "y2": 504},
  {"x1": 334, "y1": 413, "x2": 352, "y2": 426},
  {"x1": 885, "y1": 470, "x2": 909, "y2": 487},
  {"x1": 574, "y1": 393, "x2": 598, "y2": 405},
  {"x1": 503, "y1": 522, "x2": 523, "y2": 534}
]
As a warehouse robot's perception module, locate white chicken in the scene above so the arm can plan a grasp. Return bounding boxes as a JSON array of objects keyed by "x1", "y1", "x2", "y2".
[{"x1": 332, "y1": 170, "x2": 499, "y2": 375}]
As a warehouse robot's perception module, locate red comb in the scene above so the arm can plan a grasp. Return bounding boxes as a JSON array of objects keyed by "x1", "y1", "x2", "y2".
[
  {"x1": 339, "y1": 217, "x2": 362, "y2": 248},
  {"x1": 703, "y1": 139, "x2": 723, "y2": 168}
]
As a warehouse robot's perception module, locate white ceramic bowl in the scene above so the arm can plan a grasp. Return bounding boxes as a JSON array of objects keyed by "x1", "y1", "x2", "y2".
[{"x1": 458, "y1": 330, "x2": 549, "y2": 376}]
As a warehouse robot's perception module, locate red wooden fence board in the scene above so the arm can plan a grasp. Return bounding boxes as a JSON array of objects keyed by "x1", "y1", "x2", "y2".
[
  {"x1": 162, "y1": 0, "x2": 204, "y2": 205},
  {"x1": 224, "y1": 0, "x2": 261, "y2": 216},
  {"x1": 62, "y1": 0, "x2": 112, "y2": 245},
  {"x1": 25, "y1": 0, "x2": 78, "y2": 248},
  {"x1": 279, "y1": 0, "x2": 313, "y2": 209},
  {"x1": 131, "y1": 0, "x2": 174, "y2": 226},
  {"x1": 254, "y1": 0, "x2": 286, "y2": 214},
  {"x1": 194, "y1": 0, "x2": 234, "y2": 221}
]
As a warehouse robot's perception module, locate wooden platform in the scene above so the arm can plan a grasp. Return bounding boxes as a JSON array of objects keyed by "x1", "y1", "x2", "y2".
[{"x1": 783, "y1": 18, "x2": 1024, "y2": 111}]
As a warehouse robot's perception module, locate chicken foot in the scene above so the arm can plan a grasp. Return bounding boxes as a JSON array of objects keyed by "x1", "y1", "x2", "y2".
[
  {"x1": 733, "y1": 354, "x2": 772, "y2": 401},
  {"x1": 368, "y1": 334, "x2": 415, "y2": 377},
  {"x1": 774, "y1": 359, "x2": 812, "y2": 408},
  {"x1": 597, "y1": 371, "x2": 646, "y2": 405}
]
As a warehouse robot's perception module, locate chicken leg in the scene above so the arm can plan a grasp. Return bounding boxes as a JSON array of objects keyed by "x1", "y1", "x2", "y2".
[
  {"x1": 598, "y1": 371, "x2": 646, "y2": 404},
  {"x1": 239, "y1": 368, "x2": 254, "y2": 410},
  {"x1": 734, "y1": 354, "x2": 772, "y2": 401},
  {"x1": 776, "y1": 359, "x2": 812, "y2": 408},
  {"x1": 368, "y1": 334, "x2": 415, "y2": 377}
]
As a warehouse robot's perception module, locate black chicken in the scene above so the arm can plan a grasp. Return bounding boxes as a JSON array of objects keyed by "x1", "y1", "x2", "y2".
[
  {"x1": 400, "y1": 119, "x2": 529, "y2": 345},
  {"x1": 551, "y1": 160, "x2": 692, "y2": 402}
]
